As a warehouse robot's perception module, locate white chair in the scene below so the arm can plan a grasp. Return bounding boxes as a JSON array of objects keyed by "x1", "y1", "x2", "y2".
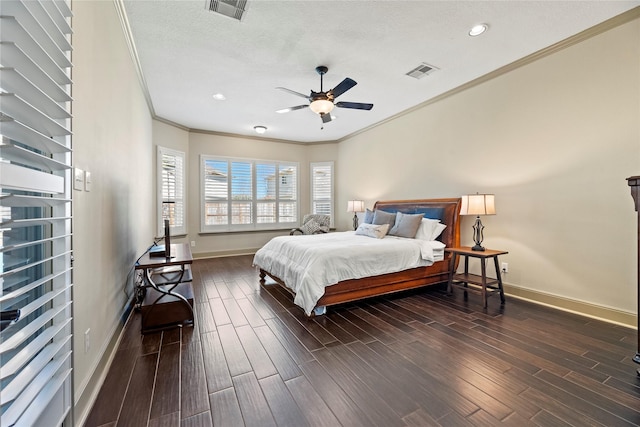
[{"x1": 290, "y1": 214, "x2": 330, "y2": 235}]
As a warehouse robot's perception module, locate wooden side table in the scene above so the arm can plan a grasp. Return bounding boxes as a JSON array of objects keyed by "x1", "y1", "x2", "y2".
[{"x1": 445, "y1": 246, "x2": 508, "y2": 308}]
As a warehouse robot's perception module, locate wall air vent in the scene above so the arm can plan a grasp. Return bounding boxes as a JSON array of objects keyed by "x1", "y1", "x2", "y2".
[
  {"x1": 406, "y1": 63, "x2": 439, "y2": 79},
  {"x1": 206, "y1": 0, "x2": 247, "y2": 21}
]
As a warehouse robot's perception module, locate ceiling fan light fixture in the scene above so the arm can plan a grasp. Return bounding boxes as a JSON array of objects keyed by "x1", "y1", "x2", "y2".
[
  {"x1": 309, "y1": 99, "x2": 334, "y2": 115},
  {"x1": 254, "y1": 125, "x2": 267, "y2": 134},
  {"x1": 212, "y1": 93, "x2": 226, "y2": 100}
]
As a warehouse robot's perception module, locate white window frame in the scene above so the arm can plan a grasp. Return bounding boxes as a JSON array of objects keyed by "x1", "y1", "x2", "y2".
[
  {"x1": 200, "y1": 155, "x2": 299, "y2": 233},
  {"x1": 310, "y1": 161, "x2": 334, "y2": 228},
  {"x1": 157, "y1": 146, "x2": 186, "y2": 236}
]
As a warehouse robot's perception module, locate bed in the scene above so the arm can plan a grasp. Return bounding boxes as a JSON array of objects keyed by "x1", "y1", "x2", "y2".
[{"x1": 254, "y1": 198, "x2": 461, "y2": 315}]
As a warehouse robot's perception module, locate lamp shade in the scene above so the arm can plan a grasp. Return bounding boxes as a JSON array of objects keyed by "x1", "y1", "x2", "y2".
[
  {"x1": 347, "y1": 200, "x2": 365, "y2": 213},
  {"x1": 460, "y1": 194, "x2": 495, "y2": 216}
]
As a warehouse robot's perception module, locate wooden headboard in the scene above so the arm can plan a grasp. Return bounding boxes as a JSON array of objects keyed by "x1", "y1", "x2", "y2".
[{"x1": 373, "y1": 198, "x2": 461, "y2": 247}]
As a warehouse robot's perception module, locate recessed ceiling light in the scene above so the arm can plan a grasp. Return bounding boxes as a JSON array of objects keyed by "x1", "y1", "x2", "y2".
[
  {"x1": 254, "y1": 126, "x2": 267, "y2": 134},
  {"x1": 212, "y1": 93, "x2": 226, "y2": 101},
  {"x1": 469, "y1": 24, "x2": 488, "y2": 37}
]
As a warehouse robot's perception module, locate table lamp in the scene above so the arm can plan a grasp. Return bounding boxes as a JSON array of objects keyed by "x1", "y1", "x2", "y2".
[
  {"x1": 460, "y1": 193, "x2": 495, "y2": 251},
  {"x1": 347, "y1": 200, "x2": 365, "y2": 230}
]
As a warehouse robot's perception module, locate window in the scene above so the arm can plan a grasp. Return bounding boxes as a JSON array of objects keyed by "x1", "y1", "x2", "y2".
[
  {"x1": 157, "y1": 146, "x2": 186, "y2": 236},
  {"x1": 311, "y1": 162, "x2": 334, "y2": 227},
  {"x1": 201, "y1": 156, "x2": 298, "y2": 232},
  {"x1": 0, "y1": 1, "x2": 74, "y2": 425}
]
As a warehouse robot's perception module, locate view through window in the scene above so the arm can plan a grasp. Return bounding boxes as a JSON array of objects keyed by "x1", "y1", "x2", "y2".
[{"x1": 201, "y1": 156, "x2": 299, "y2": 232}]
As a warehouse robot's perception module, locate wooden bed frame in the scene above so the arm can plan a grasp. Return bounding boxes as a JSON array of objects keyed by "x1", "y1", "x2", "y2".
[{"x1": 259, "y1": 198, "x2": 462, "y2": 315}]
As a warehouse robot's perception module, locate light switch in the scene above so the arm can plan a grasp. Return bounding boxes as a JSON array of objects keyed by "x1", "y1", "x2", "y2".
[
  {"x1": 84, "y1": 171, "x2": 92, "y2": 191},
  {"x1": 74, "y1": 168, "x2": 84, "y2": 191}
]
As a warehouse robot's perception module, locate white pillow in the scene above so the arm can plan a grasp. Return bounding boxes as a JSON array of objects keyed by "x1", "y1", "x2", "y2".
[
  {"x1": 415, "y1": 218, "x2": 447, "y2": 241},
  {"x1": 415, "y1": 218, "x2": 439, "y2": 240},
  {"x1": 430, "y1": 223, "x2": 447, "y2": 241},
  {"x1": 355, "y1": 223, "x2": 390, "y2": 239}
]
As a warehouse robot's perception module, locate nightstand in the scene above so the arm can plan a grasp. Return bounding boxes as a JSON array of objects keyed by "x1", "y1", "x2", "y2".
[{"x1": 445, "y1": 246, "x2": 508, "y2": 308}]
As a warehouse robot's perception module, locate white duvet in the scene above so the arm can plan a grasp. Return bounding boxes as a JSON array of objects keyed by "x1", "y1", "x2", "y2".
[{"x1": 253, "y1": 231, "x2": 445, "y2": 315}]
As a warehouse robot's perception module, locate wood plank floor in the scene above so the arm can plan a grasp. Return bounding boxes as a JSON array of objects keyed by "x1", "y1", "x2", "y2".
[{"x1": 84, "y1": 255, "x2": 640, "y2": 427}]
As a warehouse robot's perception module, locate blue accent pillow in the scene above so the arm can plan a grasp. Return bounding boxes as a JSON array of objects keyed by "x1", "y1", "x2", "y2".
[{"x1": 363, "y1": 208, "x2": 375, "y2": 224}]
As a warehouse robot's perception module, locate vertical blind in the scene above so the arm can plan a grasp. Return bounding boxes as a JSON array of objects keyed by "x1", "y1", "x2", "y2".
[
  {"x1": 0, "y1": 0, "x2": 74, "y2": 425},
  {"x1": 311, "y1": 162, "x2": 334, "y2": 225}
]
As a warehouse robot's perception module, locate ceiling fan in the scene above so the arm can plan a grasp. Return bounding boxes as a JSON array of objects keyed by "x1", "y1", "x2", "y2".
[{"x1": 276, "y1": 66, "x2": 373, "y2": 124}]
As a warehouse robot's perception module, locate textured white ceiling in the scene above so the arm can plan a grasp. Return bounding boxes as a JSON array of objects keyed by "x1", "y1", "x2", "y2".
[{"x1": 122, "y1": 1, "x2": 639, "y2": 143}]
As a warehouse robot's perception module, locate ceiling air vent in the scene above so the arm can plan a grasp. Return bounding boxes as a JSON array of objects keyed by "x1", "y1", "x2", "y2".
[
  {"x1": 406, "y1": 63, "x2": 438, "y2": 79},
  {"x1": 206, "y1": 0, "x2": 248, "y2": 21}
]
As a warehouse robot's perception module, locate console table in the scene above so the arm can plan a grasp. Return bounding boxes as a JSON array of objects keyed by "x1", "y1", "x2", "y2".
[
  {"x1": 445, "y1": 246, "x2": 507, "y2": 308},
  {"x1": 135, "y1": 243, "x2": 194, "y2": 334}
]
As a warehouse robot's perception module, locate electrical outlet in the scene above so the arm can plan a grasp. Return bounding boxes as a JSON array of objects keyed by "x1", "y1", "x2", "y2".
[
  {"x1": 191, "y1": 240, "x2": 196, "y2": 247},
  {"x1": 84, "y1": 328, "x2": 91, "y2": 353},
  {"x1": 501, "y1": 262, "x2": 509, "y2": 273}
]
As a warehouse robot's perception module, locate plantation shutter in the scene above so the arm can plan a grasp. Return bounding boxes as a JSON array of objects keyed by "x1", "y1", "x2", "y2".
[
  {"x1": 256, "y1": 163, "x2": 276, "y2": 224},
  {"x1": 201, "y1": 156, "x2": 298, "y2": 232},
  {"x1": 158, "y1": 147, "x2": 185, "y2": 235},
  {"x1": 203, "y1": 159, "x2": 229, "y2": 226},
  {"x1": 0, "y1": 0, "x2": 74, "y2": 425},
  {"x1": 311, "y1": 162, "x2": 334, "y2": 226},
  {"x1": 230, "y1": 161, "x2": 252, "y2": 225},
  {"x1": 278, "y1": 164, "x2": 297, "y2": 223}
]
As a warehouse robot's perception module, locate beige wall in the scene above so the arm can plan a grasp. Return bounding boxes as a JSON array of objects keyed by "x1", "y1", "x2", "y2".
[
  {"x1": 337, "y1": 18, "x2": 640, "y2": 316},
  {"x1": 72, "y1": 0, "x2": 154, "y2": 423},
  {"x1": 151, "y1": 124, "x2": 340, "y2": 256}
]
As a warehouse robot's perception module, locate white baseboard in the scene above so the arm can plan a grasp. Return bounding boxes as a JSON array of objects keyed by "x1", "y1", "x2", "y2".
[
  {"x1": 73, "y1": 299, "x2": 134, "y2": 427},
  {"x1": 503, "y1": 283, "x2": 636, "y2": 329},
  {"x1": 192, "y1": 248, "x2": 259, "y2": 260}
]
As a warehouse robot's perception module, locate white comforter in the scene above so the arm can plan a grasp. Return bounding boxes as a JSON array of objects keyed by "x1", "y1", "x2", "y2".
[{"x1": 253, "y1": 231, "x2": 445, "y2": 315}]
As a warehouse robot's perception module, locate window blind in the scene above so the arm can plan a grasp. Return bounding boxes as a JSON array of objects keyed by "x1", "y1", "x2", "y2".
[
  {"x1": 158, "y1": 146, "x2": 186, "y2": 235},
  {"x1": 278, "y1": 164, "x2": 297, "y2": 223},
  {"x1": 201, "y1": 156, "x2": 298, "y2": 232},
  {"x1": 311, "y1": 162, "x2": 334, "y2": 226},
  {"x1": 230, "y1": 161, "x2": 252, "y2": 225},
  {"x1": 0, "y1": 1, "x2": 74, "y2": 426},
  {"x1": 256, "y1": 163, "x2": 276, "y2": 224}
]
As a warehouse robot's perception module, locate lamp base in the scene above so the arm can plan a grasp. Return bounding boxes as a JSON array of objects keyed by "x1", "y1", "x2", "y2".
[
  {"x1": 471, "y1": 216, "x2": 486, "y2": 251},
  {"x1": 353, "y1": 214, "x2": 359, "y2": 231}
]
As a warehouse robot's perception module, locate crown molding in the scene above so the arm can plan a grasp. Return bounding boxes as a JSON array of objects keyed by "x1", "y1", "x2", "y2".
[
  {"x1": 337, "y1": 6, "x2": 640, "y2": 144},
  {"x1": 113, "y1": 0, "x2": 155, "y2": 117},
  {"x1": 114, "y1": 2, "x2": 640, "y2": 146}
]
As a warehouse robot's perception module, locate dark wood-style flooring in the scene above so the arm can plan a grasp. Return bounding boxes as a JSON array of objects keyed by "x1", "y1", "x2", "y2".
[{"x1": 84, "y1": 255, "x2": 640, "y2": 427}]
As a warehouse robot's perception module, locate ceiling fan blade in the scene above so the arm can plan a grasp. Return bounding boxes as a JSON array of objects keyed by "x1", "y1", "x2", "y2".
[
  {"x1": 276, "y1": 105, "x2": 309, "y2": 114},
  {"x1": 320, "y1": 112, "x2": 332, "y2": 123},
  {"x1": 335, "y1": 101, "x2": 374, "y2": 110},
  {"x1": 330, "y1": 78, "x2": 357, "y2": 98},
  {"x1": 276, "y1": 87, "x2": 310, "y2": 99}
]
